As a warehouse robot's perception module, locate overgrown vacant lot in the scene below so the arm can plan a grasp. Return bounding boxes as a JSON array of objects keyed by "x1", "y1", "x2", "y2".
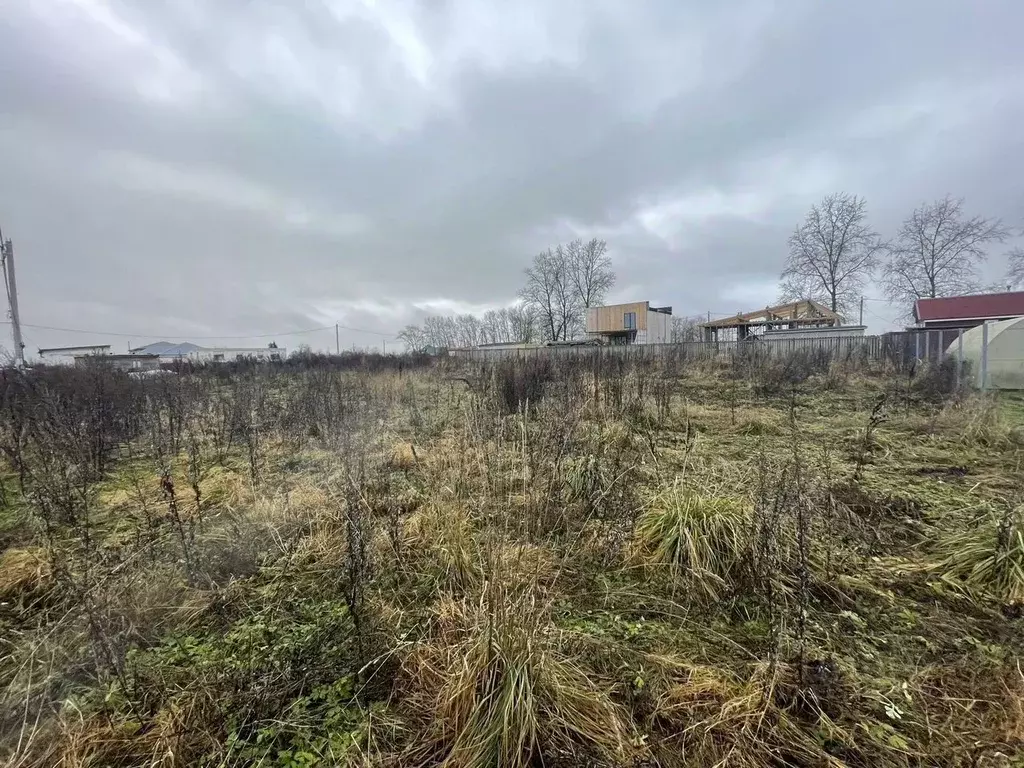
[{"x1": 1, "y1": 351, "x2": 1022, "y2": 767}]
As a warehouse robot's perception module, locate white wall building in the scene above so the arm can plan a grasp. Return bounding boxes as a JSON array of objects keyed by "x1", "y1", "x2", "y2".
[
  {"x1": 38, "y1": 344, "x2": 111, "y2": 364},
  {"x1": 188, "y1": 346, "x2": 286, "y2": 363}
]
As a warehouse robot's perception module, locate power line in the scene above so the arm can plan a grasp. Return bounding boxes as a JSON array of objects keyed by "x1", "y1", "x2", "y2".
[
  {"x1": 6, "y1": 322, "x2": 334, "y2": 340},
  {"x1": 0, "y1": 320, "x2": 396, "y2": 340}
]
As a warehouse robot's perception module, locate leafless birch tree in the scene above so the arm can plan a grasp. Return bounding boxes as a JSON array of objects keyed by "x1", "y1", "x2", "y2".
[
  {"x1": 520, "y1": 248, "x2": 579, "y2": 341},
  {"x1": 882, "y1": 196, "x2": 1010, "y2": 308},
  {"x1": 779, "y1": 192, "x2": 882, "y2": 317},
  {"x1": 671, "y1": 315, "x2": 704, "y2": 342},
  {"x1": 565, "y1": 238, "x2": 615, "y2": 310},
  {"x1": 1006, "y1": 247, "x2": 1024, "y2": 290}
]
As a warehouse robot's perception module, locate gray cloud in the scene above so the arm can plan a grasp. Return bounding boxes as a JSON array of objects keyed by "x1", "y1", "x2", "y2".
[{"x1": 1, "y1": 0, "x2": 1022, "y2": 353}]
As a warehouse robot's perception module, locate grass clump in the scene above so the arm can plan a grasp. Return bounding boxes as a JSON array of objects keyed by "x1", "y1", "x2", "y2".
[
  {"x1": 936, "y1": 505, "x2": 1024, "y2": 607},
  {"x1": 651, "y1": 662, "x2": 842, "y2": 767},
  {"x1": 0, "y1": 547, "x2": 51, "y2": 603},
  {"x1": 635, "y1": 483, "x2": 751, "y2": 599},
  {"x1": 401, "y1": 585, "x2": 630, "y2": 768}
]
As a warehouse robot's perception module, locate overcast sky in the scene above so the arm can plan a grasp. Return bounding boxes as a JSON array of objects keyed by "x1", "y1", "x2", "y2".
[{"x1": 1, "y1": 1, "x2": 1022, "y2": 354}]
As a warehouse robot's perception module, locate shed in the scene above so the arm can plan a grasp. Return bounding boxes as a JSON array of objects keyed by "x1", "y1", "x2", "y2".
[
  {"x1": 947, "y1": 317, "x2": 1024, "y2": 390},
  {"x1": 914, "y1": 291, "x2": 1024, "y2": 330}
]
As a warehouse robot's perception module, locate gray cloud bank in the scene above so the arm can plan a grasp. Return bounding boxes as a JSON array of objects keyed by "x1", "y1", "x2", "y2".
[{"x1": 1, "y1": 0, "x2": 1021, "y2": 353}]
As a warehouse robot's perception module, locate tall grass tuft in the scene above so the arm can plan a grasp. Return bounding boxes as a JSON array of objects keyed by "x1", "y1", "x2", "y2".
[
  {"x1": 936, "y1": 505, "x2": 1024, "y2": 606},
  {"x1": 402, "y1": 582, "x2": 629, "y2": 768},
  {"x1": 651, "y1": 662, "x2": 843, "y2": 767},
  {"x1": 635, "y1": 483, "x2": 751, "y2": 600}
]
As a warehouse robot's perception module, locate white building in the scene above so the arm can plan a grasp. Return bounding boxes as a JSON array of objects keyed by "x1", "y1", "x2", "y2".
[
  {"x1": 129, "y1": 341, "x2": 202, "y2": 362},
  {"x1": 38, "y1": 344, "x2": 111, "y2": 364},
  {"x1": 188, "y1": 346, "x2": 286, "y2": 363}
]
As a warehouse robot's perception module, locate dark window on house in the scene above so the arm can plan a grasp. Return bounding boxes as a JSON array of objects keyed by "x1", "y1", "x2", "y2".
[{"x1": 624, "y1": 311, "x2": 637, "y2": 330}]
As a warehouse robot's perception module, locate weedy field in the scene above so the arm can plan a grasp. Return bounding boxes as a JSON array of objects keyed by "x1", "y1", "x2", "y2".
[{"x1": 1, "y1": 349, "x2": 1022, "y2": 767}]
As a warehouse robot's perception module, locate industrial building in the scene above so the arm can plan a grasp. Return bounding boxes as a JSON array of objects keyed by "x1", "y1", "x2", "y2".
[{"x1": 585, "y1": 302, "x2": 672, "y2": 344}]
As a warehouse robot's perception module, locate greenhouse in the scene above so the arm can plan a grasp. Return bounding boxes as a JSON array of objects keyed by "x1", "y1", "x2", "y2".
[{"x1": 947, "y1": 316, "x2": 1024, "y2": 389}]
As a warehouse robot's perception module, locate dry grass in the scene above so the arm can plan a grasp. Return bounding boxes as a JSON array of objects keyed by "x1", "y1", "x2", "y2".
[
  {"x1": 388, "y1": 441, "x2": 420, "y2": 471},
  {"x1": 0, "y1": 547, "x2": 51, "y2": 601},
  {"x1": 651, "y1": 661, "x2": 842, "y2": 767},
  {"x1": 404, "y1": 503, "x2": 483, "y2": 592},
  {"x1": 938, "y1": 395, "x2": 1014, "y2": 448},
  {"x1": 400, "y1": 585, "x2": 631, "y2": 768},
  {"x1": 935, "y1": 505, "x2": 1024, "y2": 606},
  {"x1": 634, "y1": 482, "x2": 751, "y2": 600},
  {"x1": 4, "y1": 360, "x2": 1024, "y2": 767}
]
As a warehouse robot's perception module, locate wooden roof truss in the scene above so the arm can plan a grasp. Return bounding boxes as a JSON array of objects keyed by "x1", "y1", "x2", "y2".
[{"x1": 702, "y1": 299, "x2": 841, "y2": 329}]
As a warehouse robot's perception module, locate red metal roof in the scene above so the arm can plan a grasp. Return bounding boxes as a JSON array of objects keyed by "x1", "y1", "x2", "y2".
[{"x1": 914, "y1": 291, "x2": 1024, "y2": 323}]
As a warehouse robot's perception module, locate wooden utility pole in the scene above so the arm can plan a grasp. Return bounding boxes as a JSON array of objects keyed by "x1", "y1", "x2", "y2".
[
  {"x1": 859, "y1": 296, "x2": 864, "y2": 326},
  {"x1": 1, "y1": 231, "x2": 25, "y2": 366},
  {"x1": 335, "y1": 323, "x2": 340, "y2": 355}
]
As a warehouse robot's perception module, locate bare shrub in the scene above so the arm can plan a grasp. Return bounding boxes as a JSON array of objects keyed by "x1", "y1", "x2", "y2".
[{"x1": 492, "y1": 356, "x2": 554, "y2": 414}]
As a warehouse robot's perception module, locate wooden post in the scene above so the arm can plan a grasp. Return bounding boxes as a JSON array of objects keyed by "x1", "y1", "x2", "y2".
[
  {"x1": 956, "y1": 329, "x2": 963, "y2": 388},
  {"x1": 980, "y1": 322, "x2": 989, "y2": 390}
]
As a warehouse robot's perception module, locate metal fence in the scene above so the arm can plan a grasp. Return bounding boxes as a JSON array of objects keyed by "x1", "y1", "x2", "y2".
[
  {"x1": 449, "y1": 324, "x2": 1022, "y2": 390},
  {"x1": 451, "y1": 335, "x2": 898, "y2": 364}
]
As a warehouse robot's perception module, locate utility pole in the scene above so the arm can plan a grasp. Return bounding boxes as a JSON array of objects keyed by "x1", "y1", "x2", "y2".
[
  {"x1": 1, "y1": 231, "x2": 25, "y2": 367},
  {"x1": 859, "y1": 296, "x2": 864, "y2": 326},
  {"x1": 382, "y1": 339, "x2": 386, "y2": 355},
  {"x1": 335, "y1": 323, "x2": 339, "y2": 355}
]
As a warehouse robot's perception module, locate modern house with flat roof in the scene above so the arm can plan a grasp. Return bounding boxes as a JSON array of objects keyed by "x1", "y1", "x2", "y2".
[{"x1": 585, "y1": 302, "x2": 672, "y2": 344}]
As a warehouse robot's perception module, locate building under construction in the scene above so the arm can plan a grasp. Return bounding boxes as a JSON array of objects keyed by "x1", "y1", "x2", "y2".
[{"x1": 701, "y1": 299, "x2": 842, "y2": 342}]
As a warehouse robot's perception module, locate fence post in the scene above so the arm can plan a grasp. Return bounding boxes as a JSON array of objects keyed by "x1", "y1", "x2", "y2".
[
  {"x1": 956, "y1": 329, "x2": 963, "y2": 388},
  {"x1": 914, "y1": 332, "x2": 921, "y2": 362},
  {"x1": 980, "y1": 321, "x2": 989, "y2": 390}
]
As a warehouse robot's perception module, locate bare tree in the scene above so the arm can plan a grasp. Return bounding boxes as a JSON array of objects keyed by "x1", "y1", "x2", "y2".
[
  {"x1": 1007, "y1": 247, "x2": 1024, "y2": 290},
  {"x1": 882, "y1": 196, "x2": 1010, "y2": 310},
  {"x1": 507, "y1": 304, "x2": 539, "y2": 343},
  {"x1": 780, "y1": 192, "x2": 882, "y2": 317},
  {"x1": 671, "y1": 315, "x2": 704, "y2": 342},
  {"x1": 400, "y1": 304, "x2": 539, "y2": 350},
  {"x1": 423, "y1": 316, "x2": 456, "y2": 349},
  {"x1": 520, "y1": 248, "x2": 579, "y2": 341},
  {"x1": 565, "y1": 238, "x2": 615, "y2": 311},
  {"x1": 455, "y1": 314, "x2": 482, "y2": 347},
  {"x1": 397, "y1": 324, "x2": 427, "y2": 352}
]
